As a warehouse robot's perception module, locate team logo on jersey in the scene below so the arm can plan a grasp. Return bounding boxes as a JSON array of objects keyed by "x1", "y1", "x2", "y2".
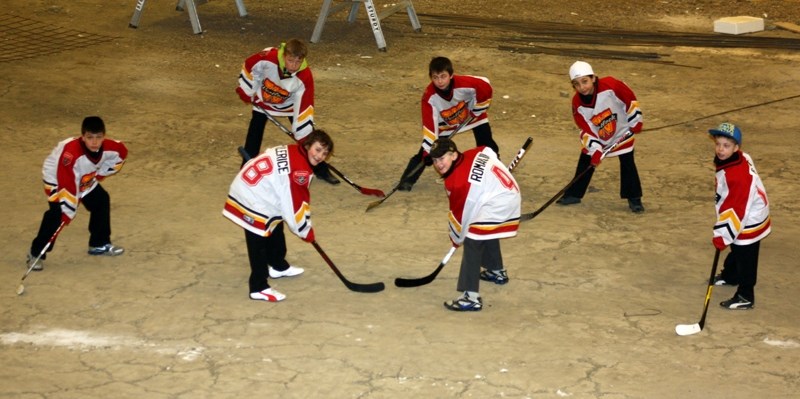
[
  {"x1": 61, "y1": 152, "x2": 74, "y2": 167},
  {"x1": 591, "y1": 109, "x2": 617, "y2": 140},
  {"x1": 260, "y1": 79, "x2": 290, "y2": 104},
  {"x1": 78, "y1": 172, "x2": 97, "y2": 192},
  {"x1": 294, "y1": 171, "x2": 310, "y2": 186},
  {"x1": 440, "y1": 102, "x2": 469, "y2": 131}
]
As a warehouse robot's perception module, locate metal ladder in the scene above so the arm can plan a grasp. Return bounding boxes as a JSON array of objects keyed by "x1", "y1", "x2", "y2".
[
  {"x1": 310, "y1": 0, "x2": 421, "y2": 51},
  {"x1": 129, "y1": 0, "x2": 248, "y2": 34}
]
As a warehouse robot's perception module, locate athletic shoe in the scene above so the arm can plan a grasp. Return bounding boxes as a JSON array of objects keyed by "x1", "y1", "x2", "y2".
[
  {"x1": 713, "y1": 274, "x2": 737, "y2": 286},
  {"x1": 556, "y1": 196, "x2": 581, "y2": 205},
  {"x1": 249, "y1": 288, "x2": 286, "y2": 302},
  {"x1": 443, "y1": 292, "x2": 482, "y2": 312},
  {"x1": 88, "y1": 244, "x2": 125, "y2": 256},
  {"x1": 26, "y1": 253, "x2": 44, "y2": 271},
  {"x1": 719, "y1": 294, "x2": 753, "y2": 310},
  {"x1": 480, "y1": 269, "x2": 509, "y2": 285},
  {"x1": 397, "y1": 181, "x2": 414, "y2": 192},
  {"x1": 269, "y1": 265, "x2": 305, "y2": 279},
  {"x1": 628, "y1": 198, "x2": 645, "y2": 213}
]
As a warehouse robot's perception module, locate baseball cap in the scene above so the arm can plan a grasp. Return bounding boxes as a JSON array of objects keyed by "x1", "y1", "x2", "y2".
[
  {"x1": 430, "y1": 138, "x2": 458, "y2": 158},
  {"x1": 708, "y1": 122, "x2": 742, "y2": 145},
  {"x1": 569, "y1": 61, "x2": 594, "y2": 80}
]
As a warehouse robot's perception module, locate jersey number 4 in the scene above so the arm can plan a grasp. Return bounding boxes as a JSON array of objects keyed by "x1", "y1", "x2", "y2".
[{"x1": 492, "y1": 165, "x2": 519, "y2": 192}]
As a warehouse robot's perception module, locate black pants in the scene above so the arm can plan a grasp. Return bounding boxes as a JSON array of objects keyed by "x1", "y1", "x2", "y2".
[
  {"x1": 243, "y1": 110, "x2": 333, "y2": 177},
  {"x1": 30, "y1": 184, "x2": 112, "y2": 258},
  {"x1": 244, "y1": 223, "x2": 291, "y2": 293},
  {"x1": 718, "y1": 241, "x2": 761, "y2": 301},
  {"x1": 401, "y1": 123, "x2": 500, "y2": 185},
  {"x1": 563, "y1": 150, "x2": 642, "y2": 199},
  {"x1": 457, "y1": 238, "x2": 503, "y2": 293}
]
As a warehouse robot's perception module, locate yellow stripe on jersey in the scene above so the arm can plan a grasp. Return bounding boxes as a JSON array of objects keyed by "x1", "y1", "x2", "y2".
[
  {"x1": 448, "y1": 211, "x2": 463, "y2": 235},
  {"x1": 294, "y1": 202, "x2": 311, "y2": 224},
  {"x1": 742, "y1": 215, "x2": 770, "y2": 234},
  {"x1": 717, "y1": 208, "x2": 742, "y2": 232},
  {"x1": 468, "y1": 219, "x2": 520, "y2": 232}
]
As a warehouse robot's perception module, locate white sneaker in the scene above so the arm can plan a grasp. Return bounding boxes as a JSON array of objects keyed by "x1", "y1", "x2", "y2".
[
  {"x1": 88, "y1": 243, "x2": 124, "y2": 256},
  {"x1": 26, "y1": 253, "x2": 44, "y2": 271},
  {"x1": 269, "y1": 265, "x2": 304, "y2": 279},
  {"x1": 249, "y1": 288, "x2": 286, "y2": 302}
]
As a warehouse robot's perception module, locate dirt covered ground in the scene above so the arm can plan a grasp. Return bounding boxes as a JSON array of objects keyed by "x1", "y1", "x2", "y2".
[{"x1": 2, "y1": 0, "x2": 800, "y2": 398}]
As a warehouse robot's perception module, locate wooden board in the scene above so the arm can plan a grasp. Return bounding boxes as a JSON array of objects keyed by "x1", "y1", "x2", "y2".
[{"x1": 775, "y1": 21, "x2": 800, "y2": 33}]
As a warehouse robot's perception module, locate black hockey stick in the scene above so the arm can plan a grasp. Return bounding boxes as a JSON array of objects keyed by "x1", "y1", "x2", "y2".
[
  {"x1": 520, "y1": 131, "x2": 633, "y2": 222},
  {"x1": 17, "y1": 221, "x2": 66, "y2": 295},
  {"x1": 675, "y1": 249, "x2": 721, "y2": 336},
  {"x1": 260, "y1": 111, "x2": 385, "y2": 197},
  {"x1": 366, "y1": 115, "x2": 477, "y2": 212},
  {"x1": 395, "y1": 246, "x2": 457, "y2": 287},
  {"x1": 394, "y1": 137, "x2": 532, "y2": 288},
  {"x1": 311, "y1": 241, "x2": 385, "y2": 293}
]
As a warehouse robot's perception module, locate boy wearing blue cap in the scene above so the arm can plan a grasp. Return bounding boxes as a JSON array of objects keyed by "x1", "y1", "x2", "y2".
[{"x1": 708, "y1": 123, "x2": 771, "y2": 309}]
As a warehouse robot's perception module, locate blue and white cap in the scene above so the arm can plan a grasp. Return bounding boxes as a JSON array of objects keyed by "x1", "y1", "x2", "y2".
[{"x1": 708, "y1": 122, "x2": 742, "y2": 145}]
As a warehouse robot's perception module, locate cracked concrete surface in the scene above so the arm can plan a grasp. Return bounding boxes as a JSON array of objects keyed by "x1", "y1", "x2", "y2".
[{"x1": 2, "y1": 0, "x2": 800, "y2": 398}]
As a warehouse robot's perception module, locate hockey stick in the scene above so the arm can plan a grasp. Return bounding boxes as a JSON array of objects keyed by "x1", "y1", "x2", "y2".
[
  {"x1": 366, "y1": 115, "x2": 476, "y2": 212},
  {"x1": 520, "y1": 131, "x2": 633, "y2": 222},
  {"x1": 395, "y1": 246, "x2": 457, "y2": 287},
  {"x1": 394, "y1": 137, "x2": 532, "y2": 288},
  {"x1": 675, "y1": 249, "x2": 721, "y2": 336},
  {"x1": 260, "y1": 111, "x2": 385, "y2": 197},
  {"x1": 16, "y1": 221, "x2": 66, "y2": 295},
  {"x1": 238, "y1": 146, "x2": 384, "y2": 293},
  {"x1": 311, "y1": 241, "x2": 385, "y2": 293}
]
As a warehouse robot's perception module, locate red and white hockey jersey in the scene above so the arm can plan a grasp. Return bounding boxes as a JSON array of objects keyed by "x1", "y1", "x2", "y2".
[
  {"x1": 714, "y1": 151, "x2": 771, "y2": 246},
  {"x1": 572, "y1": 76, "x2": 642, "y2": 158},
  {"x1": 236, "y1": 44, "x2": 315, "y2": 141},
  {"x1": 223, "y1": 144, "x2": 314, "y2": 240},
  {"x1": 443, "y1": 147, "x2": 520, "y2": 245},
  {"x1": 42, "y1": 137, "x2": 128, "y2": 221},
  {"x1": 420, "y1": 75, "x2": 493, "y2": 155}
]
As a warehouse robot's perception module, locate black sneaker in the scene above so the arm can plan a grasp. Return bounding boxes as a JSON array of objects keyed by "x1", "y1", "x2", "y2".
[
  {"x1": 397, "y1": 181, "x2": 414, "y2": 192},
  {"x1": 556, "y1": 196, "x2": 581, "y2": 205},
  {"x1": 720, "y1": 294, "x2": 753, "y2": 310},
  {"x1": 628, "y1": 198, "x2": 645, "y2": 213},
  {"x1": 480, "y1": 269, "x2": 509, "y2": 285},
  {"x1": 713, "y1": 274, "x2": 737, "y2": 286},
  {"x1": 444, "y1": 292, "x2": 482, "y2": 312},
  {"x1": 318, "y1": 174, "x2": 341, "y2": 185}
]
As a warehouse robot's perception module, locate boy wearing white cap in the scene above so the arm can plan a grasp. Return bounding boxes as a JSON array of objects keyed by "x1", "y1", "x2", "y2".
[
  {"x1": 558, "y1": 61, "x2": 645, "y2": 213},
  {"x1": 708, "y1": 123, "x2": 771, "y2": 309}
]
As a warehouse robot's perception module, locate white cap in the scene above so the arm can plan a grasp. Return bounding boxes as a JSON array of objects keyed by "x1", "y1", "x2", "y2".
[{"x1": 569, "y1": 61, "x2": 594, "y2": 80}]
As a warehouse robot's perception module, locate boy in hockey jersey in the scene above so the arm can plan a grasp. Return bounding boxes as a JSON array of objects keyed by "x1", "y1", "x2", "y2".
[
  {"x1": 397, "y1": 56, "x2": 498, "y2": 191},
  {"x1": 429, "y1": 138, "x2": 520, "y2": 311},
  {"x1": 557, "y1": 61, "x2": 645, "y2": 213},
  {"x1": 708, "y1": 123, "x2": 771, "y2": 310},
  {"x1": 27, "y1": 116, "x2": 128, "y2": 271},
  {"x1": 236, "y1": 38, "x2": 339, "y2": 185},
  {"x1": 223, "y1": 129, "x2": 334, "y2": 302}
]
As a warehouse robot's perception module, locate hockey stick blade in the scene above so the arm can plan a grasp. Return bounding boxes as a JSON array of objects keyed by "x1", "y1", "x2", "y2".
[
  {"x1": 675, "y1": 323, "x2": 702, "y2": 336},
  {"x1": 311, "y1": 241, "x2": 385, "y2": 293},
  {"x1": 395, "y1": 246, "x2": 457, "y2": 288},
  {"x1": 675, "y1": 249, "x2": 720, "y2": 336}
]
